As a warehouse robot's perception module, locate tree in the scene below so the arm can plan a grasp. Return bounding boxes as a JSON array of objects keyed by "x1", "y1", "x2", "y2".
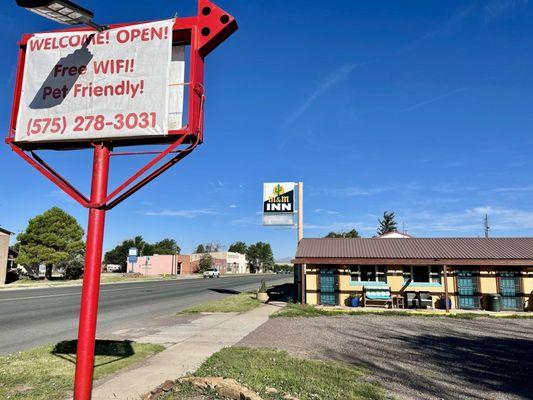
[
  {"x1": 148, "y1": 239, "x2": 180, "y2": 255},
  {"x1": 16, "y1": 207, "x2": 85, "y2": 280},
  {"x1": 198, "y1": 253, "x2": 213, "y2": 273},
  {"x1": 272, "y1": 263, "x2": 293, "y2": 273},
  {"x1": 246, "y1": 242, "x2": 274, "y2": 273},
  {"x1": 104, "y1": 236, "x2": 147, "y2": 271},
  {"x1": 377, "y1": 211, "x2": 398, "y2": 236},
  {"x1": 195, "y1": 242, "x2": 222, "y2": 253},
  {"x1": 325, "y1": 229, "x2": 360, "y2": 238},
  {"x1": 228, "y1": 241, "x2": 247, "y2": 254},
  {"x1": 205, "y1": 241, "x2": 221, "y2": 253}
]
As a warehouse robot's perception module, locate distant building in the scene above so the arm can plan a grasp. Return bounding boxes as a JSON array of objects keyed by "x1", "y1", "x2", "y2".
[
  {"x1": 0, "y1": 228, "x2": 13, "y2": 285},
  {"x1": 377, "y1": 231, "x2": 412, "y2": 239},
  {"x1": 125, "y1": 251, "x2": 248, "y2": 276},
  {"x1": 129, "y1": 254, "x2": 193, "y2": 276},
  {"x1": 8, "y1": 247, "x2": 18, "y2": 270},
  {"x1": 190, "y1": 251, "x2": 248, "y2": 274}
]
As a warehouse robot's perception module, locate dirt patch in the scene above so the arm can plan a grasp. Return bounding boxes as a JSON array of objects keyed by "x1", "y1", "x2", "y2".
[
  {"x1": 145, "y1": 377, "x2": 263, "y2": 400},
  {"x1": 238, "y1": 314, "x2": 533, "y2": 400}
]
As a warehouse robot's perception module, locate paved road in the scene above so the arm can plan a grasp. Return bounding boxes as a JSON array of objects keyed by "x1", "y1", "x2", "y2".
[{"x1": 0, "y1": 274, "x2": 291, "y2": 354}]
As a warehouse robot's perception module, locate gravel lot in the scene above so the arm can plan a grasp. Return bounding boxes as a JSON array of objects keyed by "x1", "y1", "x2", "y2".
[{"x1": 238, "y1": 315, "x2": 533, "y2": 400}]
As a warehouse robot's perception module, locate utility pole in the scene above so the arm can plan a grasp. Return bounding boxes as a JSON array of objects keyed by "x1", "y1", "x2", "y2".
[{"x1": 484, "y1": 214, "x2": 490, "y2": 238}]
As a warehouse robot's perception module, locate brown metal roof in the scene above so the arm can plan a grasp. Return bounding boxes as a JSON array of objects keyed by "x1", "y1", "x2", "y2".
[{"x1": 295, "y1": 238, "x2": 533, "y2": 260}]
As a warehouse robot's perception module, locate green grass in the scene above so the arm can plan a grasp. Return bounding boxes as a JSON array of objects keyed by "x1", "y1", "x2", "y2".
[
  {"x1": 187, "y1": 347, "x2": 387, "y2": 400},
  {"x1": 271, "y1": 303, "x2": 342, "y2": 318},
  {"x1": 0, "y1": 340, "x2": 164, "y2": 400},
  {"x1": 179, "y1": 292, "x2": 261, "y2": 314},
  {"x1": 272, "y1": 303, "x2": 533, "y2": 319},
  {"x1": 9, "y1": 277, "x2": 76, "y2": 286}
]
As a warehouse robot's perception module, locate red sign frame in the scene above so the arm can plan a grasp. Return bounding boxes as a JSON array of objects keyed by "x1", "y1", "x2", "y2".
[
  {"x1": 6, "y1": 2, "x2": 237, "y2": 399},
  {"x1": 7, "y1": 0, "x2": 237, "y2": 150}
]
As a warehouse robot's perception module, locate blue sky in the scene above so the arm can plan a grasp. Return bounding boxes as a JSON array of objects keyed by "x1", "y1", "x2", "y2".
[{"x1": 2, "y1": 0, "x2": 533, "y2": 259}]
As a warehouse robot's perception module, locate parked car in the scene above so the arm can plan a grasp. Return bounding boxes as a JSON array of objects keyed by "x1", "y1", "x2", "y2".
[
  {"x1": 203, "y1": 268, "x2": 220, "y2": 278},
  {"x1": 106, "y1": 264, "x2": 122, "y2": 272}
]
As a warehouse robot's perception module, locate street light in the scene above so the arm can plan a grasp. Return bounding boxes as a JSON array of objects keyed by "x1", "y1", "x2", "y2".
[{"x1": 15, "y1": 0, "x2": 108, "y2": 31}]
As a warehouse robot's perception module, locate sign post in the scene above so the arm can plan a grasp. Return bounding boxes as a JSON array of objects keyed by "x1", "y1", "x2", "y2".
[
  {"x1": 297, "y1": 181, "x2": 303, "y2": 243},
  {"x1": 297, "y1": 182, "x2": 305, "y2": 304},
  {"x1": 75, "y1": 143, "x2": 110, "y2": 399},
  {"x1": 7, "y1": 2, "x2": 237, "y2": 398},
  {"x1": 128, "y1": 247, "x2": 138, "y2": 273}
]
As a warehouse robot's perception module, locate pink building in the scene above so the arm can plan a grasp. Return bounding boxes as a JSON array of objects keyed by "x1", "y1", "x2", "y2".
[{"x1": 129, "y1": 254, "x2": 193, "y2": 276}]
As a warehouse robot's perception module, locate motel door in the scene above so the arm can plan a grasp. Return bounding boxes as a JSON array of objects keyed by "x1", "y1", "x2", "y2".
[
  {"x1": 319, "y1": 269, "x2": 337, "y2": 305},
  {"x1": 499, "y1": 271, "x2": 522, "y2": 310},
  {"x1": 457, "y1": 270, "x2": 480, "y2": 309}
]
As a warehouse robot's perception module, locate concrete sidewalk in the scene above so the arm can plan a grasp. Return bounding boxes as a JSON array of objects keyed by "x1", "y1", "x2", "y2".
[{"x1": 91, "y1": 302, "x2": 283, "y2": 400}]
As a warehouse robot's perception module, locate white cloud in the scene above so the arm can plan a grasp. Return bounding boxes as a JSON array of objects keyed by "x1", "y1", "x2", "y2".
[
  {"x1": 323, "y1": 183, "x2": 420, "y2": 198},
  {"x1": 469, "y1": 206, "x2": 533, "y2": 230},
  {"x1": 405, "y1": 206, "x2": 533, "y2": 233},
  {"x1": 306, "y1": 205, "x2": 533, "y2": 237},
  {"x1": 314, "y1": 208, "x2": 340, "y2": 215},
  {"x1": 484, "y1": 0, "x2": 528, "y2": 23},
  {"x1": 230, "y1": 215, "x2": 262, "y2": 227},
  {"x1": 344, "y1": 187, "x2": 383, "y2": 196},
  {"x1": 401, "y1": 87, "x2": 468, "y2": 113},
  {"x1": 286, "y1": 63, "x2": 358, "y2": 124},
  {"x1": 145, "y1": 209, "x2": 219, "y2": 218},
  {"x1": 304, "y1": 221, "x2": 374, "y2": 232},
  {"x1": 422, "y1": 4, "x2": 477, "y2": 40},
  {"x1": 229, "y1": 204, "x2": 237, "y2": 208},
  {"x1": 490, "y1": 185, "x2": 533, "y2": 193},
  {"x1": 47, "y1": 189, "x2": 75, "y2": 203}
]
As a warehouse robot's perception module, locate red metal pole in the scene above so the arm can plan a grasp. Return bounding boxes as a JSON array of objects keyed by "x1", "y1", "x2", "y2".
[{"x1": 74, "y1": 143, "x2": 110, "y2": 400}]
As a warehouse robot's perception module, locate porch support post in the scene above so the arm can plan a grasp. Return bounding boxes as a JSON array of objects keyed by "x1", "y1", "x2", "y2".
[
  {"x1": 443, "y1": 264, "x2": 450, "y2": 313},
  {"x1": 301, "y1": 263, "x2": 306, "y2": 305}
]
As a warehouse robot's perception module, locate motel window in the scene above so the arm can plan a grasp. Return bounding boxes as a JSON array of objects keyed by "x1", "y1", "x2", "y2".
[
  {"x1": 351, "y1": 266, "x2": 387, "y2": 283},
  {"x1": 429, "y1": 266, "x2": 441, "y2": 283},
  {"x1": 403, "y1": 266, "x2": 442, "y2": 284}
]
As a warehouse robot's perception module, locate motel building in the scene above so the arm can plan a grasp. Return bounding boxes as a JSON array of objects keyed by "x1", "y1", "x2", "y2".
[{"x1": 293, "y1": 236, "x2": 533, "y2": 311}]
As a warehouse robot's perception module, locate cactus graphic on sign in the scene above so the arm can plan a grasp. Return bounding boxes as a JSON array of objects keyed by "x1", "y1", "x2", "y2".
[{"x1": 273, "y1": 184, "x2": 284, "y2": 197}]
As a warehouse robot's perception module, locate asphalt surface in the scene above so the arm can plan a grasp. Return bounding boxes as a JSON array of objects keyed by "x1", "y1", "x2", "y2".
[
  {"x1": 239, "y1": 314, "x2": 533, "y2": 400},
  {"x1": 0, "y1": 274, "x2": 291, "y2": 354}
]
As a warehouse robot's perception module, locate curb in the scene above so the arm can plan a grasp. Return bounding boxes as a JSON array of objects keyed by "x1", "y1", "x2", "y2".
[{"x1": 0, "y1": 273, "x2": 280, "y2": 291}]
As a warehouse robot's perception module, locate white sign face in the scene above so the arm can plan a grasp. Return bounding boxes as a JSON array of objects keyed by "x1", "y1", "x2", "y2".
[
  {"x1": 128, "y1": 247, "x2": 138, "y2": 257},
  {"x1": 263, "y1": 182, "x2": 296, "y2": 226},
  {"x1": 15, "y1": 19, "x2": 182, "y2": 144}
]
